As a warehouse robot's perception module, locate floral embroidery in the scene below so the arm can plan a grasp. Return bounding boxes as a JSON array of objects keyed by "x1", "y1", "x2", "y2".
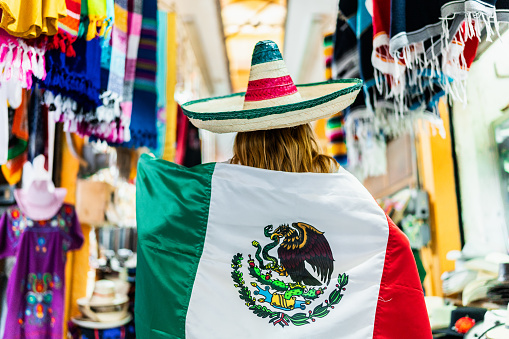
[
  {"x1": 35, "y1": 237, "x2": 48, "y2": 254},
  {"x1": 8, "y1": 208, "x2": 25, "y2": 245},
  {"x1": 25, "y1": 273, "x2": 61, "y2": 327}
]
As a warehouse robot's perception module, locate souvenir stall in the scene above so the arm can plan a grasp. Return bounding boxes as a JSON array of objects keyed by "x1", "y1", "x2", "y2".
[
  {"x1": 309, "y1": 0, "x2": 509, "y2": 338},
  {"x1": 0, "y1": 0, "x2": 209, "y2": 338}
]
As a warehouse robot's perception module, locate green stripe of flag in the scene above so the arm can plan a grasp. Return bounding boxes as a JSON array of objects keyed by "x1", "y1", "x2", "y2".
[{"x1": 135, "y1": 154, "x2": 216, "y2": 338}]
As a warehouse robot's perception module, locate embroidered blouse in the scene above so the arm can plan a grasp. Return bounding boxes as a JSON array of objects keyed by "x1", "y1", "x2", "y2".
[{"x1": 0, "y1": 204, "x2": 83, "y2": 339}]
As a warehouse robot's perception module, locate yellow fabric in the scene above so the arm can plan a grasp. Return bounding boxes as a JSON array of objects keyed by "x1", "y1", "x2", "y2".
[
  {"x1": 327, "y1": 142, "x2": 347, "y2": 155},
  {"x1": 163, "y1": 11, "x2": 177, "y2": 161},
  {"x1": 1, "y1": 159, "x2": 23, "y2": 185},
  {"x1": 61, "y1": 133, "x2": 90, "y2": 337},
  {"x1": 415, "y1": 100, "x2": 461, "y2": 296},
  {"x1": 0, "y1": 0, "x2": 67, "y2": 38}
]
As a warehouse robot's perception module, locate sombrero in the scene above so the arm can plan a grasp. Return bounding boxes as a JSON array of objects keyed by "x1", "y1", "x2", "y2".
[{"x1": 182, "y1": 40, "x2": 362, "y2": 133}]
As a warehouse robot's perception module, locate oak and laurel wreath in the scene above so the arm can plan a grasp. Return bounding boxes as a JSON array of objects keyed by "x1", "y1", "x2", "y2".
[{"x1": 231, "y1": 253, "x2": 349, "y2": 327}]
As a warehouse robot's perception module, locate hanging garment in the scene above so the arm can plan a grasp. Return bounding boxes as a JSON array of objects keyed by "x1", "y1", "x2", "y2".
[
  {"x1": 153, "y1": 10, "x2": 167, "y2": 157},
  {"x1": 135, "y1": 154, "x2": 431, "y2": 338},
  {"x1": 27, "y1": 85, "x2": 48, "y2": 164},
  {"x1": 0, "y1": 85, "x2": 8, "y2": 166},
  {"x1": 124, "y1": 0, "x2": 158, "y2": 149},
  {"x1": 0, "y1": 204, "x2": 83, "y2": 339},
  {"x1": 79, "y1": 0, "x2": 108, "y2": 41},
  {"x1": 120, "y1": 0, "x2": 144, "y2": 144},
  {"x1": 1, "y1": 106, "x2": 27, "y2": 184},
  {"x1": 371, "y1": 0, "x2": 406, "y2": 98},
  {"x1": 0, "y1": 30, "x2": 47, "y2": 90},
  {"x1": 49, "y1": 0, "x2": 82, "y2": 56},
  {"x1": 0, "y1": 0, "x2": 66, "y2": 38},
  {"x1": 100, "y1": 0, "x2": 115, "y2": 91},
  {"x1": 42, "y1": 37, "x2": 102, "y2": 111},
  {"x1": 326, "y1": 113, "x2": 348, "y2": 166},
  {"x1": 174, "y1": 104, "x2": 188, "y2": 165}
]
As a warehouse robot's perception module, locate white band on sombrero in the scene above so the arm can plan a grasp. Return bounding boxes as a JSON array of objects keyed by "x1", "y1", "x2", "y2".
[{"x1": 182, "y1": 40, "x2": 362, "y2": 133}]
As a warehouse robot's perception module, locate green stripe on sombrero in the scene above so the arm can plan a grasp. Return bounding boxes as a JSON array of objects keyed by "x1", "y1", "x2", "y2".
[
  {"x1": 182, "y1": 79, "x2": 363, "y2": 121},
  {"x1": 251, "y1": 40, "x2": 283, "y2": 65}
]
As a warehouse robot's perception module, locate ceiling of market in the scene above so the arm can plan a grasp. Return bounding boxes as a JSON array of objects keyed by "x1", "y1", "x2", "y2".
[{"x1": 161, "y1": 0, "x2": 337, "y2": 96}]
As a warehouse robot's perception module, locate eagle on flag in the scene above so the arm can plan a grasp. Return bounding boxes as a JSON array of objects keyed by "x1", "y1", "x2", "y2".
[{"x1": 271, "y1": 222, "x2": 334, "y2": 286}]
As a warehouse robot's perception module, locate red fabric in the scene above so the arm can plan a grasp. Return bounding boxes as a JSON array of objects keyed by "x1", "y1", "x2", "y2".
[
  {"x1": 244, "y1": 75, "x2": 298, "y2": 101},
  {"x1": 372, "y1": 0, "x2": 391, "y2": 37},
  {"x1": 175, "y1": 104, "x2": 188, "y2": 165},
  {"x1": 373, "y1": 215, "x2": 431, "y2": 339},
  {"x1": 461, "y1": 22, "x2": 479, "y2": 69}
]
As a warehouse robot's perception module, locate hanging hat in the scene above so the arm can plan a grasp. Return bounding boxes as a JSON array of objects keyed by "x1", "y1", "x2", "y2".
[
  {"x1": 77, "y1": 280, "x2": 130, "y2": 323},
  {"x1": 182, "y1": 40, "x2": 362, "y2": 133},
  {"x1": 432, "y1": 307, "x2": 487, "y2": 338},
  {"x1": 13, "y1": 155, "x2": 67, "y2": 221}
]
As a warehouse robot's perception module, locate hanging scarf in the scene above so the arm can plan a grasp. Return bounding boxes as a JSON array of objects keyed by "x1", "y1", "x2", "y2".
[
  {"x1": 27, "y1": 84, "x2": 48, "y2": 163},
  {"x1": 119, "y1": 0, "x2": 144, "y2": 144},
  {"x1": 107, "y1": 0, "x2": 128, "y2": 98},
  {"x1": 2, "y1": 90, "x2": 28, "y2": 185},
  {"x1": 49, "y1": 0, "x2": 82, "y2": 56},
  {"x1": 42, "y1": 37, "x2": 102, "y2": 111},
  {"x1": 100, "y1": 0, "x2": 115, "y2": 91},
  {"x1": 124, "y1": 0, "x2": 157, "y2": 149},
  {"x1": 332, "y1": 8, "x2": 359, "y2": 79},
  {"x1": 79, "y1": 0, "x2": 109, "y2": 41},
  {"x1": 371, "y1": 0, "x2": 405, "y2": 99},
  {"x1": 86, "y1": 0, "x2": 129, "y2": 144},
  {"x1": 0, "y1": 30, "x2": 47, "y2": 89},
  {"x1": 153, "y1": 10, "x2": 167, "y2": 157}
]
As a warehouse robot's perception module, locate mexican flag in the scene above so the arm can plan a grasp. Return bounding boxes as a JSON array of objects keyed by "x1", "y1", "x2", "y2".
[{"x1": 135, "y1": 154, "x2": 431, "y2": 339}]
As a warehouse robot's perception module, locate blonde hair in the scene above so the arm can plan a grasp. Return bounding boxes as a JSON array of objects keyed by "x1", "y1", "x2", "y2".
[{"x1": 231, "y1": 124, "x2": 338, "y2": 173}]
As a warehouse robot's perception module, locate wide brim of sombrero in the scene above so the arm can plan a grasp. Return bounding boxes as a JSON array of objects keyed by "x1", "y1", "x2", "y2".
[{"x1": 181, "y1": 79, "x2": 362, "y2": 133}]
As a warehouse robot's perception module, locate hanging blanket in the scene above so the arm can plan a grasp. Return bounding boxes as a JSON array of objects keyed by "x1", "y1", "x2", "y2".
[
  {"x1": 49, "y1": 0, "x2": 82, "y2": 56},
  {"x1": 42, "y1": 37, "x2": 102, "y2": 111},
  {"x1": 124, "y1": 0, "x2": 157, "y2": 149},
  {"x1": 135, "y1": 154, "x2": 432, "y2": 339},
  {"x1": 0, "y1": 30, "x2": 47, "y2": 89},
  {"x1": 119, "y1": 0, "x2": 144, "y2": 144}
]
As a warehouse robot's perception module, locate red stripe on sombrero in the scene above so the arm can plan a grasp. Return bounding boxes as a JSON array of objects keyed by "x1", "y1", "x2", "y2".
[{"x1": 244, "y1": 75, "x2": 298, "y2": 102}]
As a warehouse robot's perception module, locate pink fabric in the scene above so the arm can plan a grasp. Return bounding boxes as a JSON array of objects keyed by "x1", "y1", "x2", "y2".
[{"x1": 244, "y1": 75, "x2": 298, "y2": 102}]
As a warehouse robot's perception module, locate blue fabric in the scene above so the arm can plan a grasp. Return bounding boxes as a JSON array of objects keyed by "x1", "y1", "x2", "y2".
[
  {"x1": 153, "y1": 11, "x2": 167, "y2": 158},
  {"x1": 41, "y1": 37, "x2": 102, "y2": 111}
]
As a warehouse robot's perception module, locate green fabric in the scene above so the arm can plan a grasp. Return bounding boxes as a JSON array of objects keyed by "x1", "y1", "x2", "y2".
[
  {"x1": 412, "y1": 249, "x2": 426, "y2": 284},
  {"x1": 135, "y1": 154, "x2": 216, "y2": 338},
  {"x1": 88, "y1": 0, "x2": 107, "y2": 16},
  {"x1": 7, "y1": 138, "x2": 27, "y2": 160},
  {"x1": 181, "y1": 79, "x2": 363, "y2": 121}
]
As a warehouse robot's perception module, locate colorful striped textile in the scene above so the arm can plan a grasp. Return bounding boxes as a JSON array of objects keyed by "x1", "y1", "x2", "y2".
[
  {"x1": 124, "y1": 0, "x2": 157, "y2": 148},
  {"x1": 324, "y1": 33, "x2": 347, "y2": 166},
  {"x1": 153, "y1": 10, "x2": 167, "y2": 157},
  {"x1": 324, "y1": 33, "x2": 333, "y2": 81},
  {"x1": 49, "y1": 0, "x2": 82, "y2": 56},
  {"x1": 326, "y1": 113, "x2": 348, "y2": 166},
  {"x1": 242, "y1": 40, "x2": 302, "y2": 110},
  {"x1": 119, "y1": 0, "x2": 143, "y2": 143}
]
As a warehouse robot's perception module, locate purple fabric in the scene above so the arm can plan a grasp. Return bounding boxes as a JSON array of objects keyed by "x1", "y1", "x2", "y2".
[{"x1": 0, "y1": 204, "x2": 83, "y2": 339}]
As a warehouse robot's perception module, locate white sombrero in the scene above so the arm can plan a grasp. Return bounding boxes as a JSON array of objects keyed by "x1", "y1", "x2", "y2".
[{"x1": 182, "y1": 40, "x2": 362, "y2": 133}]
